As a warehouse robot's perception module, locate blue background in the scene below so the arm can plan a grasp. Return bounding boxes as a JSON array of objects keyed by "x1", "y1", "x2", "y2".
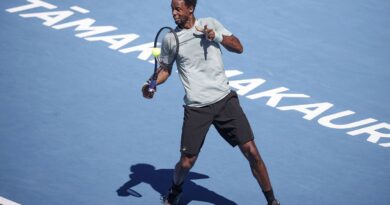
[{"x1": 1, "y1": 0, "x2": 389, "y2": 204}]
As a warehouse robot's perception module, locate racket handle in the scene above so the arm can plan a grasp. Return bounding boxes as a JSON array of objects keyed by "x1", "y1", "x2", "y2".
[{"x1": 148, "y1": 80, "x2": 157, "y2": 92}]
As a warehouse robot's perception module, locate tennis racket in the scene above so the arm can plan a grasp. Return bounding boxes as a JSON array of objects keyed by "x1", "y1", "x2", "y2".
[{"x1": 148, "y1": 26, "x2": 180, "y2": 92}]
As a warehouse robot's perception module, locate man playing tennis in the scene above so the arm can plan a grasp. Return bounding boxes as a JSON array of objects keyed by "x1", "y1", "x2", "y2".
[{"x1": 142, "y1": 0, "x2": 280, "y2": 204}]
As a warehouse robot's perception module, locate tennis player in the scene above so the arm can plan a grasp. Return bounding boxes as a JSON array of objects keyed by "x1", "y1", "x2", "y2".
[{"x1": 142, "y1": 0, "x2": 280, "y2": 204}]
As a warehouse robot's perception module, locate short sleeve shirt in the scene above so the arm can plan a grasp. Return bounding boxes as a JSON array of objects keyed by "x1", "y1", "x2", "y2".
[{"x1": 162, "y1": 17, "x2": 233, "y2": 107}]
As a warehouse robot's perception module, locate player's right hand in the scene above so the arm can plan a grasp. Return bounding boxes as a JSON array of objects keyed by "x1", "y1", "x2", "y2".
[{"x1": 142, "y1": 83, "x2": 156, "y2": 99}]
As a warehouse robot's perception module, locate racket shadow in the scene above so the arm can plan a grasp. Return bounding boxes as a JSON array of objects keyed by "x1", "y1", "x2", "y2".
[{"x1": 116, "y1": 163, "x2": 237, "y2": 205}]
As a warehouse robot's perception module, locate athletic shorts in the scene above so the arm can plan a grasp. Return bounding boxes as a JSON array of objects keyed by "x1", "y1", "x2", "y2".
[{"x1": 180, "y1": 91, "x2": 254, "y2": 155}]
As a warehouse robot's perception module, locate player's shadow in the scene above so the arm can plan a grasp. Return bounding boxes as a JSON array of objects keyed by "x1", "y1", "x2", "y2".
[{"x1": 117, "y1": 163, "x2": 237, "y2": 205}]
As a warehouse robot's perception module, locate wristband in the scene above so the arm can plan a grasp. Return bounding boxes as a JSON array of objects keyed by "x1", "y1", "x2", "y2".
[{"x1": 213, "y1": 31, "x2": 223, "y2": 43}]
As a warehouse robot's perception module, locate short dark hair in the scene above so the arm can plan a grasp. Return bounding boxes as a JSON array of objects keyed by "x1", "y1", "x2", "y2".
[{"x1": 184, "y1": 0, "x2": 197, "y2": 10}]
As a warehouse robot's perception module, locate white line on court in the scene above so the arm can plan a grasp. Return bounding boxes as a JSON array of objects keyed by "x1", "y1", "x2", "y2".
[{"x1": 0, "y1": 196, "x2": 21, "y2": 205}]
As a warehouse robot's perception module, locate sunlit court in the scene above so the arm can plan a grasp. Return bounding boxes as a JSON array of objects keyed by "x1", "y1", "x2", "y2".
[{"x1": 1, "y1": 0, "x2": 389, "y2": 204}]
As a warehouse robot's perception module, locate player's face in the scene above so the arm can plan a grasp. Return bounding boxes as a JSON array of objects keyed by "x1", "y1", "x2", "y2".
[{"x1": 171, "y1": 0, "x2": 193, "y2": 26}]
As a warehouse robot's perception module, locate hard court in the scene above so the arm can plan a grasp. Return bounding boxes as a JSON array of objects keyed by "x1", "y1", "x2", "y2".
[{"x1": 0, "y1": 0, "x2": 389, "y2": 204}]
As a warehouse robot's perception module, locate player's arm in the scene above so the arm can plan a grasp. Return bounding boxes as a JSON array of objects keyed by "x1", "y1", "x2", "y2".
[
  {"x1": 220, "y1": 35, "x2": 243, "y2": 54},
  {"x1": 197, "y1": 25, "x2": 243, "y2": 54},
  {"x1": 155, "y1": 66, "x2": 171, "y2": 85},
  {"x1": 142, "y1": 66, "x2": 171, "y2": 99}
]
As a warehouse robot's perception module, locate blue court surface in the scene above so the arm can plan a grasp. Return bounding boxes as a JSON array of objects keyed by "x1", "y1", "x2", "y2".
[{"x1": 1, "y1": 0, "x2": 389, "y2": 205}]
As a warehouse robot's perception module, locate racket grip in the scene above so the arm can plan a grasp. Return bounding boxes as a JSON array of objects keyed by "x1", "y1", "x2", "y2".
[{"x1": 148, "y1": 80, "x2": 157, "y2": 92}]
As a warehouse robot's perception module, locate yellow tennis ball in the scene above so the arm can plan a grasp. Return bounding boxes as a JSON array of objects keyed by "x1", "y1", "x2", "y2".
[{"x1": 151, "y1": 48, "x2": 161, "y2": 57}]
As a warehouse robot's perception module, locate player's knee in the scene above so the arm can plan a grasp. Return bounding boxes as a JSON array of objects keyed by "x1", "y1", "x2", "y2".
[
  {"x1": 179, "y1": 159, "x2": 194, "y2": 170},
  {"x1": 241, "y1": 142, "x2": 263, "y2": 165},
  {"x1": 179, "y1": 154, "x2": 197, "y2": 170}
]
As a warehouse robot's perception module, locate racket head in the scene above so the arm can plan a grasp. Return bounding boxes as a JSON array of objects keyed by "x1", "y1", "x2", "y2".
[
  {"x1": 149, "y1": 26, "x2": 179, "y2": 92},
  {"x1": 154, "y1": 27, "x2": 179, "y2": 68}
]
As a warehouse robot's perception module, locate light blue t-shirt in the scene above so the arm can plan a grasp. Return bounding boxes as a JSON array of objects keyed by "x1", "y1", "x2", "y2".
[{"x1": 162, "y1": 17, "x2": 233, "y2": 107}]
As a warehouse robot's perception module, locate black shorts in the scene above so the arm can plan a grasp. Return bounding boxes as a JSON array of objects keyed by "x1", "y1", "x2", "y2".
[{"x1": 180, "y1": 91, "x2": 254, "y2": 155}]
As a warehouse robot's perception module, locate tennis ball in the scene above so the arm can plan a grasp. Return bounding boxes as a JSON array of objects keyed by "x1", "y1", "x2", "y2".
[{"x1": 151, "y1": 48, "x2": 161, "y2": 57}]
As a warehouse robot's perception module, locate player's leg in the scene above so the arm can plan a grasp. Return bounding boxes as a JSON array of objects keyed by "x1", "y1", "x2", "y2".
[
  {"x1": 173, "y1": 153, "x2": 198, "y2": 186},
  {"x1": 239, "y1": 140, "x2": 280, "y2": 203},
  {"x1": 163, "y1": 105, "x2": 213, "y2": 205},
  {"x1": 176, "y1": 105, "x2": 213, "y2": 179},
  {"x1": 213, "y1": 91, "x2": 279, "y2": 204},
  {"x1": 163, "y1": 154, "x2": 198, "y2": 205},
  {"x1": 239, "y1": 140, "x2": 272, "y2": 191}
]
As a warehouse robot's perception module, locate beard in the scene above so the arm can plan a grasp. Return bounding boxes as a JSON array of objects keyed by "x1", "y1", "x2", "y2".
[{"x1": 174, "y1": 15, "x2": 189, "y2": 26}]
